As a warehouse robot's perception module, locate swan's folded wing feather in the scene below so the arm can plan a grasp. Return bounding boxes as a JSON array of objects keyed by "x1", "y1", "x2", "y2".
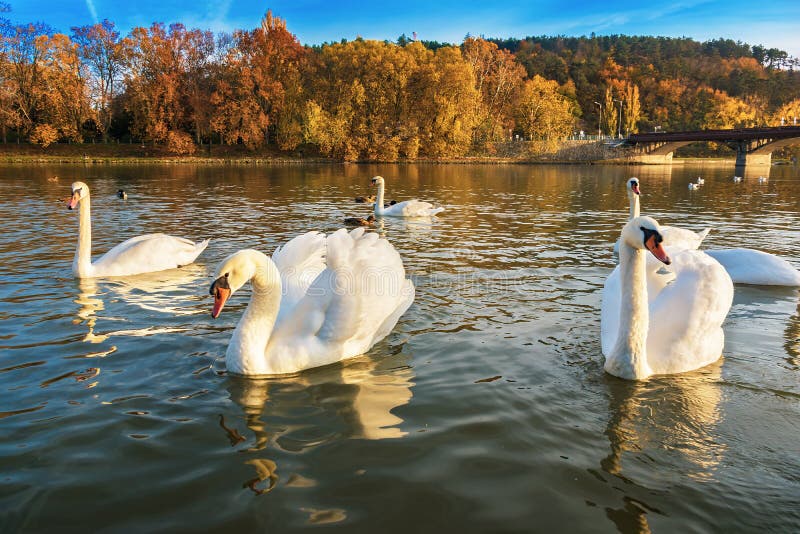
[
  {"x1": 92, "y1": 234, "x2": 208, "y2": 276},
  {"x1": 385, "y1": 200, "x2": 443, "y2": 217},
  {"x1": 704, "y1": 248, "x2": 800, "y2": 286},
  {"x1": 646, "y1": 250, "x2": 733, "y2": 375},
  {"x1": 272, "y1": 231, "x2": 327, "y2": 318},
  {"x1": 661, "y1": 225, "x2": 710, "y2": 250},
  {"x1": 271, "y1": 227, "x2": 413, "y2": 365}
]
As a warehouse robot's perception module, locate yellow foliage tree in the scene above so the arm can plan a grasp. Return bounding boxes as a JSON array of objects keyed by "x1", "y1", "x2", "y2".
[{"x1": 514, "y1": 75, "x2": 575, "y2": 140}]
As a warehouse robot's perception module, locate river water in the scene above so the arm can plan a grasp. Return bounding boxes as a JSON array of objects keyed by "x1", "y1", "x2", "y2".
[{"x1": 1, "y1": 162, "x2": 798, "y2": 532}]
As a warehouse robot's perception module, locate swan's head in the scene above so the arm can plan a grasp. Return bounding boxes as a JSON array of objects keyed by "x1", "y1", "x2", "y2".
[
  {"x1": 370, "y1": 176, "x2": 384, "y2": 186},
  {"x1": 626, "y1": 177, "x2": 640, "y2": 196},
  {"x1": 209, "y1": 249, "x2": 268, "y2": 318},
  {"x1": 67, "y1": 181, "x2": 89, "y2": 210},
  {"x1": 621, "y1": 216, "x2": 671, "y2": 265}
]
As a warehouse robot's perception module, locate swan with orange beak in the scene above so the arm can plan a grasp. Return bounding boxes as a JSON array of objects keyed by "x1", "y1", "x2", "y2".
[
  {"x1": 66, "y1": 181, "x2": 209, "y2": 278},
  {"x1": 602, "y1": 215, "x2": 733, "y2": 380}
]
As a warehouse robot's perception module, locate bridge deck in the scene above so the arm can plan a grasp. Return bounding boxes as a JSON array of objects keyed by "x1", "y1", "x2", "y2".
[{"x1": 628, "y1": 126, "x2": 800, "y2": 144}]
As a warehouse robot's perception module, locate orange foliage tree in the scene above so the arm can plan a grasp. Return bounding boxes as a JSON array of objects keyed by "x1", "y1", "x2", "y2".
[{"x1": 210, "y1": 11, "x2": 307, "y2": 150}]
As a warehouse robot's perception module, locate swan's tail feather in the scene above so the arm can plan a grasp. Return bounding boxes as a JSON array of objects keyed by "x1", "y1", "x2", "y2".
[
  {"x1": 194, "y1": 239, "x2": 210, "y2": 254},
  {"x1": 696, "y1": 228, "x2": 711, "y2": 243},
  {"x1": 428, "y1": 207, "x2": 445, "y2": 215}
]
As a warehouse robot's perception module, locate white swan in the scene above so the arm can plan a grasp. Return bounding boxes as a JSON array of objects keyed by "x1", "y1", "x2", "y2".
[
  {"x1": 733, "y1": 176, "x2": 743, "y2": 183},
  {"x1": 613, "y1": 177, "x2": 710, "y2": 253},
  {"x1": 688, "y1": 182, "x2": 699, "y2": 190},
  {"x1": 67, "y1": 181, "x2": 209, "y2": 278},
  {"x1": 210, "y1": 227, "x2": 415, "y2": 376},
  {"x1": 371, "y1": 176, "x2": 444, "y2": 217},
  {"x1": 601, "y1": 216, "x2": 733, "y2": 380},
  {"x1": 623, "y1": 180, "x2": 799, "y2": 286},
  {"x1": 704, "y1": 249, "x2": 800, "y2": 286},
  {"x1": 696, "y1": 177, "x2": 705, "y2": 185}
]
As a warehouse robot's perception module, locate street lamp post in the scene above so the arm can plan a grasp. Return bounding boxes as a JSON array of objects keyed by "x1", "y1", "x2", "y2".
[
  {"x1": 593, "y1": 101, "x2": 602, "y2": 138},
  {"x1": 614, "y1": 99, "x2": 623, "y2": 138}
]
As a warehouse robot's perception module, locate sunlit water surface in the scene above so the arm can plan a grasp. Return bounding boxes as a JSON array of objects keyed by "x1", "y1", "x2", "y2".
[{"x1": 1, "y1": 163, "x2": 798, "y2": 532}]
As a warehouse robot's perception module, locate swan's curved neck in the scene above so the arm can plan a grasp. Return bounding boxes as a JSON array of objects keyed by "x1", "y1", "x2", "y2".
[
  {"x1": 374, "y1": 182, "x2": 385, "y2": 215},
  {"x1": 74, "y1": 195, "x2": 93, "y2": 277},
  {"x1": 628, "y1": 192, "x2": 640, "y2": 219},
  {"x1": 226, "y1": 258, "x2": 282, "y2": 376},
  {"x1": 606, "y1": 242, "x2": 651, "y2": 379}
]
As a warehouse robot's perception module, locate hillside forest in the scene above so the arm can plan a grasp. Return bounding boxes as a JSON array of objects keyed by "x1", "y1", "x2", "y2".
[{"x1": 2, "y1": 3, "x2": 800, "y2": 160}]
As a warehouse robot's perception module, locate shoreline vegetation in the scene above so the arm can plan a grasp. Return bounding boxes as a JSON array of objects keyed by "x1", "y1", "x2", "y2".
[
  {"x1": 2, "y1": 8, "x2": 799, "y2": 165},
  {"x1": 0, "y1": 142, "x2": 768, "y2": 166}
]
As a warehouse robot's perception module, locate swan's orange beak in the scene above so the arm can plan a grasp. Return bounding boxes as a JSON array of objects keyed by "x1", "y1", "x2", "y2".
[
  {"x1": 67, "y1": 191, "x2": 80, "y2": 210},
  {"x1": 210, "y1": 275, "x2": 231, "y2": 318},
  {"x1": 631, "y1": 183, "x2": 640, "y2": 195},
  {"x1": 645, "y1": 235, "x2": 671, "y2": 265}
]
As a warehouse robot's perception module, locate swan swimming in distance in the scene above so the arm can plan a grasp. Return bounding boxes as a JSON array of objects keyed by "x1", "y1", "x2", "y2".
[
  {"x1": 602, "y1": 216, "x2": 733, "y2": 380},
  {"x1": 67, "y1": 181, "x2": 209, "y2": 278},
  {"x1": 371, "y1": 176, "x2": 444, "y2": 217},
  {"x1": 613, "y1": 178, "x2": 710, "y2": 253},
  {"x1": 209, "y1": 228, "x2": 415, "y2": 376}
]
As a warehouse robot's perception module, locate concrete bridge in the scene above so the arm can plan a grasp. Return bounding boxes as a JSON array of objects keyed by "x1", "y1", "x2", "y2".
[{"x1": 623, "y1": 126, "x2": 800, "y2": 166}]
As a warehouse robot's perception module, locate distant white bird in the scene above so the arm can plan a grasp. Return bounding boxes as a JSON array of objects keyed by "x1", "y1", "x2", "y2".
[
  {"x1": 696, "y1": 177, "x2": 705, "y2": 185},
  {"x1": 758, "y1": 176, "x2": 768, "y2": 184},
  {"x1": 688, "y1": 182, "x2": 699, "y2": 190},
  {"x1": 733, "y1": 176, "x2": 743, "y2": 183},
  {"x1": 371, "y1": 176, "x2": 444, "y2": 217}
]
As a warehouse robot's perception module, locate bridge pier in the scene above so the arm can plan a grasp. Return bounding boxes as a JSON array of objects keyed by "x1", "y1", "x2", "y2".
[
  {"x1": 735, "y1": 152, "x2": 771, "y2": 166},
  {"x1": 631, "y1": 152, "x2": 673, "y2": 164}
]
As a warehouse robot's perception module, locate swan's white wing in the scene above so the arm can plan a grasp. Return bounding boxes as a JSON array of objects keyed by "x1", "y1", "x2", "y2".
[
  {"x1": 267, "y1": 228, "x2": 414, "y2": 374},
  {"x1": 600, "y1": 260, "x2": 676, "y2": 356},
  {"x1": 645, "y1": 250, "x2": 733, "y2": 375},
  {"x1": 382, "y1": 200, "x2": 444, "y2": 217},
  {"x1": 705, "y1": 248, "x2": 800, "y2": 286},
  {"x1": 661, "y1": 226, "x2": 710, "y2": 250},
  {"x1": 92, "y1": 234, "x2": 209, "y2": 277},
  {"x1": 271, "y1": 231, "x2": 327, "y2": 319}
]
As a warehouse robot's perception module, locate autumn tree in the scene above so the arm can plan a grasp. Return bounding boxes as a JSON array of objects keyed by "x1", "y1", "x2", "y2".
[
  {"x1": 211, "y1": 10, "x2": 306, "y2": 150},
  {"x1": 462, "y1": 37, "x2": 526, "y2": 147},
  {"x1": 40, "y1": 32, "x2": 91, "y2": 142},
  {"x1": 0, "y1": 22, "x2": 50, "y2": 139},
  {"x1": 71, "y1": 20, "x2": 126, "y2": 142},
  {"x1": 514, "y1": 75, "x2": 575, "y2": 140},
  {"x1": 622, "y1": 82, "x2": 641, "y2": 134}
]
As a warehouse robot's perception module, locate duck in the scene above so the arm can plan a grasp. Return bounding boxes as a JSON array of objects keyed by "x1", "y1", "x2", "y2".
[
  {"x1": 613, "y1": 178, "x2": 710, "y2": 253},
  {"x1": 688, "y1": 182, "x2": 699, "y2": 190},
  {"x1": 209, "y1": 228, "x2": 415, "y2": 375},
  {"x1": 602, "y1": 216, "x2": 733, "y2": 380},
  {"x1": 67, "y1": 181, "x2": 209, "y2": 278},
  {"x1": 117, "y1": 189, "x2": 128, "y2": 200},
  {"x1": 371, "y1": 176, "x2": 444, "y2": 217},
  {"x1": 733, "y1": 176, "x2": 743, "y2": 183},
  {"x1": 344, "y1": 215, "x2": 375, "y2": 226},
  {"x1": 696, "y1": 177, "x2": 705, "y2": 185}
]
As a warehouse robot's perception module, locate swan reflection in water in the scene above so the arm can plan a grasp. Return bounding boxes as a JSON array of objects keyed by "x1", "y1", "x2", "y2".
[
  {"x1": 74, "y1": 278, "x2": 109, "y2": 344},
  {"x1": 74, "y1": 265, "x2": 208, "y2": 341},
  {"x1": 601, "y1": 362, "x2": 725, "y2": 533},
  {"x1": 222, "y1": 353, "x2": 414, "y2": 495}
]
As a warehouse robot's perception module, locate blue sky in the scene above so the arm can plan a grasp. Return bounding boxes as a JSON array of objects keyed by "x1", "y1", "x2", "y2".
[{"x1": 7, "y1": 0, "x2": 800, "y2": 56}]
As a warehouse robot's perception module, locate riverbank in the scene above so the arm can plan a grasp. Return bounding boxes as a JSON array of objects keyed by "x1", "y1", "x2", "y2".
[{"x1": 0, "y1": 142, "x2": 787, "y2": 165}]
